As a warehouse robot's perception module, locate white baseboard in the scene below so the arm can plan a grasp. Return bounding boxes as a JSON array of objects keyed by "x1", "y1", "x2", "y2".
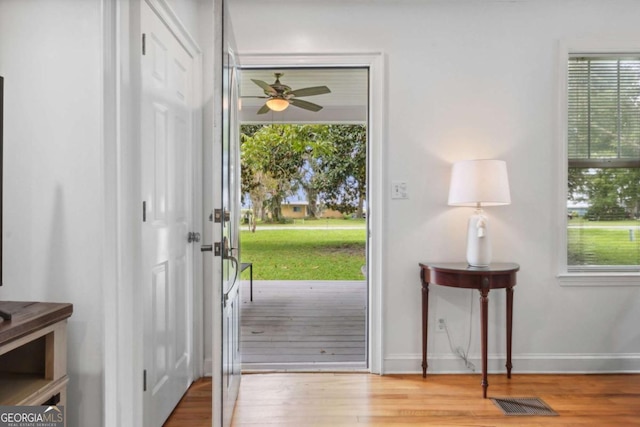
[
  {"x1": 207, "y1": 354, "x2": 640, "y2": 376},
  {"x1": 384, "y1": 353, "x2": 640, "y2": 374}
]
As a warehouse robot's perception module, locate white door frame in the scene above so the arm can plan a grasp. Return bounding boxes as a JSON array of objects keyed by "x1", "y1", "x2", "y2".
[
  {"x1": 238, "y1": 53, "x2": 386, "y2": 374},
  {"x1": 102, "y1": 1, "x2": 204, "y2": 425}
]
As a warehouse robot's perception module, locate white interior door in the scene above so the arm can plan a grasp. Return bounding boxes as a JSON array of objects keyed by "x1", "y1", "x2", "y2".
[
  {"x1": 220, "y1": 45, "x2": 242, "y2": 427},
  {"x1": 141, "y1": 3, "x2": 195, "y2": 425},
  {"x1": 212, "y1": 3, "x2": 242, "y2": 425}
]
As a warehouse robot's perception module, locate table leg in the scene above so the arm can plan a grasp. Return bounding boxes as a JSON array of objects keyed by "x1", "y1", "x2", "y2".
[
  {"x1": 480, "y1": 286, "x2": 489, "y2": 398},
  {"x1": 422, "y1": 278, "x2": 429, "y2": 378},
  {"x1": 506, "y1": 286, "x2": 514, "y2": 378}
]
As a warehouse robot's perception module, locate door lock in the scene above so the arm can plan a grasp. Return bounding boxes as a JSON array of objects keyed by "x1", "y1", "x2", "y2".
[
  {"x1": 200, "y1": 242, "x2": 222, "y2": 256},
  {"x1": 188, "y1": 232, "x2": 201, "y2": 243},
  {"x1": 213, "y1": 208, "x2": 231, "y2": 223}
]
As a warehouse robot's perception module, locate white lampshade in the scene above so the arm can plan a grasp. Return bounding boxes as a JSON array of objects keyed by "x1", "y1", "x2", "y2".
[
  {"x1": 448, "y1": 159, "x2": 511, "y2": 207},
  {"x1": 266, "y1": 98, "x2": 289, "y2": 112},
  {"x1": 448, "y1": 159, "x2": 511, "y2": 267}
]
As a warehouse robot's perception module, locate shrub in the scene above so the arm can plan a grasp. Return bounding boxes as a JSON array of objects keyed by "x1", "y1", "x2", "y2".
[{"x1": 585, "y1": 205, "x2": 628, "y2": 221}]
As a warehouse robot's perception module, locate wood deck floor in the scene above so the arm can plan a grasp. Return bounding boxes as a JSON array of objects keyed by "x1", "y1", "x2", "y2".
[{"x1": 240, "y1": 280, "x2": 367, "y2": 370}]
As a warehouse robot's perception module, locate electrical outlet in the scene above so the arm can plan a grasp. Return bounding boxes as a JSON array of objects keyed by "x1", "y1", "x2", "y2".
[{"x1": 437, "y1": 318, "x2": 446, "y2": 332}]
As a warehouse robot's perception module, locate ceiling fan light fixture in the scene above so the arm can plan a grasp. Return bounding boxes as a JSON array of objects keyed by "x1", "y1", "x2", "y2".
[{"x1": 266, "y1": 98, "x2": 289, "y2": 112}]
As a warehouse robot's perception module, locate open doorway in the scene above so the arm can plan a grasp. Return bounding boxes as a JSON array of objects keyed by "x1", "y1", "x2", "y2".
[{"x1": 238, "y1": 67, "x2": 369, "y2": 370}]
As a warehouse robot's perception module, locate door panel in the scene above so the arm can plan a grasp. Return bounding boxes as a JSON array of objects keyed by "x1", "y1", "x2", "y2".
[
  {"x1": 220, "y1": 49, "x2": 241, "y2": 427},
  {"x1": 141, "y1": 2, "x2": 194, "y2": 425},
  {"x1": 218, "y1": 2, "x2": 242, "y2": 425}
]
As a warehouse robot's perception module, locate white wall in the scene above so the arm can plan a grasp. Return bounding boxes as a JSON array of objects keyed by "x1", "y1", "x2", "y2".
[
  {"x1": 0, "y1": 0, "x2": 103, "y2": 424},
  {"x1": 228, "y1": 0, "x2": 640, "y2": 373}
]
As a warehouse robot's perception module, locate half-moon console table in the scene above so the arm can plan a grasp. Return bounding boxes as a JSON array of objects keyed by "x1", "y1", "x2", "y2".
[
  {"x1": 0, "y1": 301, "x2": 73, "y2": 407},
  {"x1": 419, "y1": 262, "x2": 519, "y2": 398}
]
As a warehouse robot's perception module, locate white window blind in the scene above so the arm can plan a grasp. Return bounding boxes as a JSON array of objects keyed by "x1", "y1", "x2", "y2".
[{"x1": 567, "y1": 56, "x2": 640, "y2": 272}]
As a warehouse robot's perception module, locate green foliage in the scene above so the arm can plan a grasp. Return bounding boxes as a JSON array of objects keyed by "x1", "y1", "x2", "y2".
[
  {"x1": 241, "y1": 124, "x2": 330, "y2": 222},
  {"x1": 569, "y1": 168, "x2": 640, "y2": 220},
  {"x1": 316, "y1": 125, "x2": 367, "y2": 216},
  {"x1": 567, "y1": 168, "x2": 587, "y2": 200},
  {"x1": 240, "y1": 228, "x2": 366, "y2": 280},
  {"x1": 585, "y1": 205, "x2": 628, "y2": 221},
  {"x1": 240, "y1": 124, "x2": 367, "y2": 223}
]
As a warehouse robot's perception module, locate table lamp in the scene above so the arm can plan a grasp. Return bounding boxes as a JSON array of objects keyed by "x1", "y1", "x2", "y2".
[{"x1": 448, "y1": 159, "x2": 511, "y2": 267}]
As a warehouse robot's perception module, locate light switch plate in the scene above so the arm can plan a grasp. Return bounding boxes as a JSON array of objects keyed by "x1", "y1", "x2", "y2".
[{"x1": 391, "y1": 181, "x2": 408, "y2": 199}]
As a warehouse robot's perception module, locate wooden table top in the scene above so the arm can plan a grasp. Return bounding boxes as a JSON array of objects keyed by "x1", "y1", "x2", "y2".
[
  {"x1": 419, "y1": 262, "x2": 520, "y2": 273},
  {"x1": 0, "y1": 301, "x2": 73, "y2": 345}
]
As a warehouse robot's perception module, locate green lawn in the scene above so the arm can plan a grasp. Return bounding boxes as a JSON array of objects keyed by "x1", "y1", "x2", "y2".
[
  {"x1": 568, "y1": 218, "x2": 640, "y2": 227},
  {"x1": 568, "y1": 220, "x2": 640, "y2": 266},
  {"x1": 240, "y1": 228, "x2": 366, "y2": 280}
]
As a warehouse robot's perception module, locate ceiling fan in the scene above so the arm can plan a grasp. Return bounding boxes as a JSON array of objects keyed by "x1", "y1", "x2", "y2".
[{"x1": 246, "y1": 73, "x2": 331, "y2": 114}]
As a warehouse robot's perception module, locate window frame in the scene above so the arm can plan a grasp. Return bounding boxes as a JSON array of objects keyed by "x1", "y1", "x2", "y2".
[{"x1": 557, "y1": 40, "x2": 640, "y2": 286}]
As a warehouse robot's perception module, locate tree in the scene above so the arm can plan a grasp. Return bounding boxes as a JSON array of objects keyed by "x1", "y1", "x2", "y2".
[
  {"x1": 241, "y1": 124, "x2": 367, "y2": 223},
  {"x1": 241, "y1": 124, "x2": 328, "y2": 223},
  {"x1": 316, "y1": 125, "x2": 367, "y2": 217},
  {"x1": 240, "y1": 124, "x2": 264, "y2": 204},
  {"x1": 571, "y1": 168, "x2": 640, "y2": 220},
  {"x1": 568, "y1": 168, "x2": 587, "y2": 201},
  {"x1": 618, "y1": 169, "x2": 640, "y2": 218}
]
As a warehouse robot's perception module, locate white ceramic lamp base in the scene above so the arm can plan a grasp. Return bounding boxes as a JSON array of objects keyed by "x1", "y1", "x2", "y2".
[{"x1": 466, "y1": 209, "x2": 491, "y2": 267}]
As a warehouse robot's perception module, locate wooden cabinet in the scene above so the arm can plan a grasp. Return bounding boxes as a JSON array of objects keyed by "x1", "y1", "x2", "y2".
[{"x1": 0, "y1": 302, "x2": 73, "y2": 406}]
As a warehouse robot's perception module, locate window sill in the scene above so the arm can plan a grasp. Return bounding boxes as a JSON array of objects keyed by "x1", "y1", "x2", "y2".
[{"x1": 558, "y1": 273, "x2": 640, "y2": 287}]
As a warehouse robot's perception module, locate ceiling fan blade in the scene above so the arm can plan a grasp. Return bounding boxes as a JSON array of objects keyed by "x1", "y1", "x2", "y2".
[
  {"x1": 289, "y1": 98, "x2": 323, "y2": 112},
  {"x1": 257, "y1": 104, "x2": 271, "y2": 114},
  {"x1": 251, "y1": 79, "x2": 277, "y2": 96},
  {"x1": 289, "y1": 86, "x2": 331, "y2": 97},
  {"x1": 240, "y1": 96, "x2": 269, "y2": 99}
]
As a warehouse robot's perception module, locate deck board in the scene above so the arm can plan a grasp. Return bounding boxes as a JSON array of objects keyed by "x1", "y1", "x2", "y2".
[{"x1": 240, "y1": 280, "x2": 367, "y2": 369}]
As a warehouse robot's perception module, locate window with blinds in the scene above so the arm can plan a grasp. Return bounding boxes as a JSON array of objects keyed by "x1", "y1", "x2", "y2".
[{"x1": 567, "y1": 56, "x2": 640, "y2": 272}]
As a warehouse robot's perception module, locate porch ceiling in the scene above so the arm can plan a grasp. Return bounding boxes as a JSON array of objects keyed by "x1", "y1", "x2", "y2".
[{"x1": 239, "y1": 67, "x2": 368, "y2": 124}]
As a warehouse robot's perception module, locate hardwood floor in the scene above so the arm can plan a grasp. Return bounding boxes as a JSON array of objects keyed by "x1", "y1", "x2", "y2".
[
  {"x1": 164, "y1": 373, "x2": 640, "y2": 426},
  {"x1": 163, "y1": 379, "x2": 212, "y2": 427},
  {"x1": 241, "y1": 280, "x2": 366, "y2": 369}
]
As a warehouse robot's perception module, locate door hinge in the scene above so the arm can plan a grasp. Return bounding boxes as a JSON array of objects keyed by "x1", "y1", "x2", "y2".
[
  {"x1": 143, "y1": 369, "x2": 147, "y2": 392},
  {"x1": 142, "y1": 33, "x2": 146, "y2": 55},
  {"x1": 142, "y1": 201, "x2": 147, "y2": 222}
]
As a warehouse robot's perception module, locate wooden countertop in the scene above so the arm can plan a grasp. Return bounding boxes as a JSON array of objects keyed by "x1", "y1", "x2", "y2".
[{"x1": 0, "y1": 301, "x2": 73, "y2": 345}]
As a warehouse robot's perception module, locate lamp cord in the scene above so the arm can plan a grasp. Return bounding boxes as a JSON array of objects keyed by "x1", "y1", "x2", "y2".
[{"x1": 443, "y1": 291, "x2": 476, "y2": 372}]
